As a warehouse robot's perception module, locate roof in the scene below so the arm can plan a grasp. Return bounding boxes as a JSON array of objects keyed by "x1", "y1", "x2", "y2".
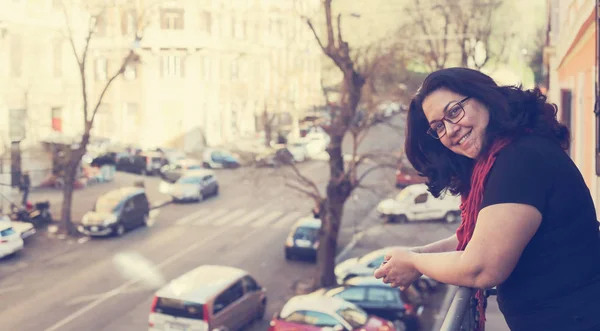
[
  {"x1": 156, "y1": 265, "x2": 247, "y2": 303},
  {"x1": 294, "y1": 217, "x2": 322, "y2": 229},
  {"x1": 280, "y1": 294, "x2": 350, "y2": 318},
  {"x1": 345, "y1": 276, "x2": 388, "y2": 287}
]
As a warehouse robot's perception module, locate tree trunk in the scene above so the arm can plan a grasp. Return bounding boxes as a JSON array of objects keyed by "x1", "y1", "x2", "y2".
[{"x1": 60, "y1": 161, "x2": 78, "y2": 235}]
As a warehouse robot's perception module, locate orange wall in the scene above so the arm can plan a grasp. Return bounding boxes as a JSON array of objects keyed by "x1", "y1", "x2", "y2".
[{"x1": 557, "y1": 25, "x2": 597, "y2": 189}]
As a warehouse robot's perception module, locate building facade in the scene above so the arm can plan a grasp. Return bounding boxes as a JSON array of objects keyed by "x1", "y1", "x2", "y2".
[
  {"x1": 93, "y1": 0, "x2": 323, "y2": 151},
  {"x1": 545, "y1": 0, "x2": 599, "y2": 213}
]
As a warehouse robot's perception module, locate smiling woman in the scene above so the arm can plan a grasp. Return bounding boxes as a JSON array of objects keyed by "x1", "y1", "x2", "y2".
[{"x1": 373, "y1": 67, "x2": 600, "y2": 331}]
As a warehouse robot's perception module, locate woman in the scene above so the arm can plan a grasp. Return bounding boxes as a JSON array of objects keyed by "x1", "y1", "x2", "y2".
[{"x1": 374, "y1": 68, "x2": 600, "y2": 331}]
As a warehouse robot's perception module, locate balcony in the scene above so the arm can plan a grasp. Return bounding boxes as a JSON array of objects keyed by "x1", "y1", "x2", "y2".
[{"x1": 435, "y1": 286, "x2": 500, "y2": 331}]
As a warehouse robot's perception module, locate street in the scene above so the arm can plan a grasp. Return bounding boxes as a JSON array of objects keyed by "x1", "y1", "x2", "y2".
[{"x1": 0, "y1": 116, "x2": 459, "y2": 331}]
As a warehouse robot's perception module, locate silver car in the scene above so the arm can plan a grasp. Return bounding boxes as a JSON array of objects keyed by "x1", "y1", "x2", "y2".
[{"x1": 168, "y1": 169, "x2": 219, "y2": 202}]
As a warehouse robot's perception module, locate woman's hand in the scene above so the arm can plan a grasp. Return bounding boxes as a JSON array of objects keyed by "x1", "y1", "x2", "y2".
[{"x1": 374, "y1": 247, "x2": 422, "y2": 289}]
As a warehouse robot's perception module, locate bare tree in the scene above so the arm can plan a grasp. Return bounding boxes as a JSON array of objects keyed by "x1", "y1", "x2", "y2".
[
  {"x1": 277, "y1": 0, "x2": 402, "y2": 288},
  {"x1": 57, "y1": 0, "x2": 150, "y2": 235}
]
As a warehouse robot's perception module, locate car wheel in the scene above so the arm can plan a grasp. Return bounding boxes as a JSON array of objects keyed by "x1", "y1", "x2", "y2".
[
  {"x1": 285, "y1": 250, "x2": 293, "y2": 260},
  {"x1": 203, "y1": 162, "x2": 211, "y2": 169},
  {"x1": 444, "y1": 211, "x2": 460, "y2": 223},
  {"x1": 214, "y1": 185, "x2": 219, "y2": 196},
  {"x1": 343, "y1": 274, "x2": 357, "y2": 283},
  {"x1": 256, "y1": 299, "x2": 267, "y2": 320},
  {"x1": 114, "y1": 224, "x2": 125, "y2": 237},
  {"x1": 396, "y1": 215, "x2": 408, "y2": 223},
  {"x1": 196, "y1": 191, "x2": 204, "y2": 203},
  {"x1": 140, "y1": 169, "x2": 147, "y2": 176}
]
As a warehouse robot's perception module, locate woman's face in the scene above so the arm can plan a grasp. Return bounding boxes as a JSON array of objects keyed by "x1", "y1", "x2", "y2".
[{"x1": 422, "y1": 88, "x2": 490, "y2": 159}]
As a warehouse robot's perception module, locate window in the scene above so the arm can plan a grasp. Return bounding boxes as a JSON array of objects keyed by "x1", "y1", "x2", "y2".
[
  {"x1": 121, "y1": 10, "x2": 137, "y2": 35},
  {"x1": 233, "y1": 16, "x2": 245, "y2": 39},
  {"x1": 161, "y1": 55, "x2": 183, "y2": 78},
  {"x1": 199, "y1": 11, "x2": 212, "y2": 33},
  {"x1": 367, "y1": 288, "x2": 397, "y2": 303},
  {"x1": 95, "y1": 57, "x2": 108, "y2": 81},
  {"x1": 94, "y1": 14, "x2": 107, "y2": 36},
  {"x1": 154, "y1": 297, "x2": 204, "y2": 320},
  {"x1": 414, "y1": 193, "x2": 428, "y2": 204},
  {"x1": 160, "y1": 9, "x2": 184, "y2": 30},
  {"x1": 8, "y1": 109, "x2": 26, "y2": 142},
  {"x1": 335, "y1": 287, "x2": 367, "y2": 302},
  {"x1": 366, "y1": 255, "x2": 385, "y2": 268},
  {"x1": 303, "y1": 311, "x2": 340, "y2": 327},
  {"x1": 10, "y1": 36, "x2": 22, "y2": 77},
  {"x1": 200, "y1": 56, "x2": 211, "y2": 80},
  {"x1": 231, "y1": 59, "x2": 239, "y2": 81},
  {"x1": 214, "y1": 281, "x2": 244, "y2": 314},
  {"x1": 242, "y1": 276, "x2": 260, "y2": 292},
  {"x1": 53, "y1": 42, "x2": 62, "y2": 77},
  {"x1": 51, "y1": 107, "x2": 62, "y2": 132}
]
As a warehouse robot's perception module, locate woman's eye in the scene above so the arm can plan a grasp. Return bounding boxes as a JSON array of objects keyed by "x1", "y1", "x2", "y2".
[
  {"x1": 433, "y1": 122, "x2": 444, "y2": 131},
  {"x1": 448, "y1": 106, "x2": 461, "y2": 118}
]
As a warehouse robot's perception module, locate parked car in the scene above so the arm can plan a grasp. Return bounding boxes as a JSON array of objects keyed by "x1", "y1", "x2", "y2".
[
  {"x1": 255, "y1": 147, "x2": 294, "y2": 167},
  {"x1": 1, "y1": 215, "x2": 36, "y2": 240},
  {"x1": 0, "y1": 222, "x2": 23, "y2": 258},
  {"x1": 202, "y1": 148, "x2": 241, "y2": 169},
  {"x1": 149, "y1": 265, "x2": 267, "y2": 331},
  {"x1": 159, "y1": 158, "x2": 204, "y2": 183},
  {"x1": 395, "y1": 166, "x2": 427, "y2": 188},
  {"x1": 334, "y1": 247, "x2": 438, "y2": 294},
  {"x1": 116, "y1": 152, "x2": 167, "y2": 176},
  {"x1": 312, "y1": 276, "x2": 424, "y2": 331},
  {"x1": 76, "y1": 187, "x2": 151, "y2": 237},
  {"x1": 377, "y1": 184, "x2": 461, "y2": 223},
  {"x1": 269, "y1": 294, "x2": 396, "y2": 331},
  {"x1": 165, "y1": 169, "x2": 219, "y2": 203},
  {"x1": 284, "y1": 217, "x2": 321, "y2": 261}
]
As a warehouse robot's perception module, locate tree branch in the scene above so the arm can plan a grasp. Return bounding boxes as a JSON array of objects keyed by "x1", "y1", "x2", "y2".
[
  {"x1": 306, "y1": 19, "x2": 327, "y2": 54},
  {"x1": 285, "y1": 181, "x2": 321, "y2": 201},
  {"x1": 356, "y1": 162, "x2": 397, "y2": 185}
]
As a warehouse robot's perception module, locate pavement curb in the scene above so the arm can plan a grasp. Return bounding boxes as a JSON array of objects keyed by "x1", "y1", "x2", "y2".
[{"x1": 151, "y1": 199, "x2": 172, "y2": 210}]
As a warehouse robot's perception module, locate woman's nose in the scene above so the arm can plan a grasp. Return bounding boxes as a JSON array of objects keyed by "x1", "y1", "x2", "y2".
[{"x1": 445, "y1": 121, "x2": 461, "y2": 138}]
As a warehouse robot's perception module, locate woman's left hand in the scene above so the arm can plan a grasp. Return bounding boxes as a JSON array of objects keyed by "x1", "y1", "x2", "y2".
[{"x1": 374, "y1": 248, "x2": 421, "y2": 288}]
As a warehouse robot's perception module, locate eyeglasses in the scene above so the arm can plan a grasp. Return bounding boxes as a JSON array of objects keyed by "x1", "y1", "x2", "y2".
[{"x1": 426, "y1": 96, "x2": 470, "y2": 139}]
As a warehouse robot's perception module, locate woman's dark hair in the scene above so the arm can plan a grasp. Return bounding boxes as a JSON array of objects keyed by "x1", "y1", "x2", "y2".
[{"x1": 405, "y1": 67, "x2": 570, "y2": 197}]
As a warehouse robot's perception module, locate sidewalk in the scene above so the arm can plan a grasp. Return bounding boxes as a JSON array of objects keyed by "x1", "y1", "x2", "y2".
[{"x1": 28, "y1": 172, "x2": 172, "y2": 224}]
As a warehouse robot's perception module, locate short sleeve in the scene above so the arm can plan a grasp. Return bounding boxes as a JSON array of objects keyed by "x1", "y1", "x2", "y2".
[{"x1": 480, "y1": 142, "x2": 554, "y2": 213}]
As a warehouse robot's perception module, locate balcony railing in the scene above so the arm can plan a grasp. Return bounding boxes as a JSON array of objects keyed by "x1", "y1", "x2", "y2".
[{"x1": 434, "y1": 286, "x2": 497, "y2": 331}]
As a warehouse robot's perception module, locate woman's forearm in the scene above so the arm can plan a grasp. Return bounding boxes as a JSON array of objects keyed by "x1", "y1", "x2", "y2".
[
  {"x1": 410, "y1": 251, "x2": 490, "y2": 288},
  {"x1": 412, "y1": 234, "x2": 458, "y2": 254}
]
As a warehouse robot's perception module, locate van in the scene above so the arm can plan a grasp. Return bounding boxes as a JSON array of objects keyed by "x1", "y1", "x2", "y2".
[
  {"x1": 376, "y1": 184, "x2": 461, "y2": 223},
  {"x1": 149, "y1": 265, "x2": 267, "y2": 331}
]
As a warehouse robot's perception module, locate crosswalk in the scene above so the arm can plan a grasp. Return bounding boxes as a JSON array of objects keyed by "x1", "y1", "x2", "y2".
[{"x1": 174, "y1": 207, "x2": 306, "y2": 229}]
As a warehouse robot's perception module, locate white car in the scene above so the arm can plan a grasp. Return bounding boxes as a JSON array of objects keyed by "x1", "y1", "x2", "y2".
[
  {"x1": 286, "y1": 141, "x2": 308, "y2": 163},
  {"x1": 377, "y1": 184, "x2": 461, "y2": 223},
  {"x1": 335, "y1": 247, "x2": 439, "y2": 291},
  {"x1": 0, "y1": 215, "x2": 35, "y2": 239},
  {"x1": 0, "y1": 223, "x2": 24, "y2": 258}
]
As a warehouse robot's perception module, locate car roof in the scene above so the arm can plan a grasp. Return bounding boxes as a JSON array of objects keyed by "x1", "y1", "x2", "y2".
[
  {"x1": 344, "y1": 276, "x2": 388, "y2": 287},
  {"x1": 280, "y1": 294, "x2": 350, "y2": 318},
  {"x1": 99, "y1": 187, "x2": 145, "y2": 202},
  {"x1": 156, "y1": 265, "x2": 247, "y2": 303},
  {"x1": 294, "y1": 217, "x2": 321, "y2": 229}
]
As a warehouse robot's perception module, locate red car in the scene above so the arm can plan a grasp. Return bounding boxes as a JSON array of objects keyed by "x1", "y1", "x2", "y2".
[
  {"x1": 269, "y1": 294, "x2": 396, "y2": 331},
  {"x1": 395, "y1": 166, "x2": 426, "y2": 188}
]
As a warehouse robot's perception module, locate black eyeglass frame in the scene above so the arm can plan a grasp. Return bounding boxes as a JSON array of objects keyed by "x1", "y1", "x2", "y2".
[{"x1": 426, "y1": 96, "x2": 471, "y2": 139}]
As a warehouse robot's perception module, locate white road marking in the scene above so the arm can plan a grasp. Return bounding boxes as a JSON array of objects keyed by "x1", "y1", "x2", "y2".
[
  {"x1": 44, "y1": 225, "x2": 233, "y2": 331},
  {"x1": 231, "y1": 208, "x2": 265, "y2": 227},
  {"x1": 271, "y1": 211, "x2": 304, "y2": 228},
  {"x1": 0, "y1": 284, "x2": 24, "y2": 295},
  {"x1": 192, "y1": 209, "x2": 229, "y2": 226},
  {"x1": 251, "y1": 210, "x2": 284, "y2": 228},
  {"x1": 175, "y1": 209, "x2": 210, "y2": 225},
  {"x1": 211, "y1": 209, "x2": 247, "y2": 226}
]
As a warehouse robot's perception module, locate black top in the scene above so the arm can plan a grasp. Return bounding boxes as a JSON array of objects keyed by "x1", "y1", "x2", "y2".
[{"x1": 481, "y1": 135, "x2": 600, "y2": 331}]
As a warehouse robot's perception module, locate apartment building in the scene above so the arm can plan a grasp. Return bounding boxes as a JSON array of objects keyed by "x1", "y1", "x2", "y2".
[
  {"x1": 93, "y1": 0, "x2": 323, "y2": 151},
  {"x1": 545, "y1": 0, "x2": 599, "y2": 213},
  {"x1": 0, "y1": 0, "x2": 86, "y2": 188}
]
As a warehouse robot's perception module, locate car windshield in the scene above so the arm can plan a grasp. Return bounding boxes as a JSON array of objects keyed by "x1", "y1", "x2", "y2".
[
  {"x1": 177, "y1": 176, "x2": 202, "y2": 185},
  {"x1": 336, "y1": 305, "x2": 368, "y2": 329},
  {"x1": 95, "y1": 195, "x2": 123, "y2": 212},
  {"x1": 293, "y1": 226, "x2": 319, "y2": 240},
  {"x1": 154, "y1": 297, "x2": 204, "y2": 320},
  {"x1": 394, "y1": 189, "x2": 412, "y2": 202}
]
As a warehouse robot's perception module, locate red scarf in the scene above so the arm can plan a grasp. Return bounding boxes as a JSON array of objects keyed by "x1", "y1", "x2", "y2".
[{"x1": 456, "y1": 138, "x2": 512, "y2": 331}]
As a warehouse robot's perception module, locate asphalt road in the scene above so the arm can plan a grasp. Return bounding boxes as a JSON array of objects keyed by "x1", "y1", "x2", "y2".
[{"x1": 0, "y1": 115, "x2": 460, "y2": 331}]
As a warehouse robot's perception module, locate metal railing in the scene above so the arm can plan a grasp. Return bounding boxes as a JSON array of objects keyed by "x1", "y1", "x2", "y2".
[{"x1": 435, "y1": 286, "x2": 497, "y2": 331}]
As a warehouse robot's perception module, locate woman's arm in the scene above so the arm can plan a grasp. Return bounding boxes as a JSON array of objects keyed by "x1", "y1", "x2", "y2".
[
  {"x1": 412, "y1": 234, "x2": 458, "y2": 254},
  {"x1": 376, "y1": 203, "x2": 541, "y2": 289},
  {"x1": 409, "y1": 203, "x2": 541, "y2": 288}
]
